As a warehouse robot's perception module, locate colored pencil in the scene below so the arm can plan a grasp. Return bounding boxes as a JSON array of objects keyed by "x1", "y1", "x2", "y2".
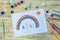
[
  {"x1": 50, "y1": 17, "x2": 60, "y2": 20},
  {"x1": 52, "y1": 9, "x2": 60, "y2": 13},
  {"x1": 47, "y1": 20, "x2": 60, "y2": 34},
  {"x1": 53, "y1": 14, "x2": 60, "y2": 18},
  {"x1": 50, "y1": 28, "x2": 59, "y2": 40},
  {"x1": 48, "y1": 18, "x2": 60, "y2": 28},
  {"x1": 50, "y1": 11, "x2": 60, "y2": 15},
  {"x1": 2, "y1": 21, "x2": 5, "y2": 35}
]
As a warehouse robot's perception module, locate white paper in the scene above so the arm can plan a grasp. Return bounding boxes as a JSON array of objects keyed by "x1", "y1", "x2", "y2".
[{"x1": 11, "y1": 9, "x2": 48, "y2": 37}]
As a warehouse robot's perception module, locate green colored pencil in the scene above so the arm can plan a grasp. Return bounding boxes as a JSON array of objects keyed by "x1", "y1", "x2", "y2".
[{"x1": 2, "y1": 21, "x2": 5, "y2": 35}]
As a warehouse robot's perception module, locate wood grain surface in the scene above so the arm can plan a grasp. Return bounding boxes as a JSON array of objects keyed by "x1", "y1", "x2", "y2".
[{"x1": 0, "y1": 0, "x2": 60, "y2": 40}]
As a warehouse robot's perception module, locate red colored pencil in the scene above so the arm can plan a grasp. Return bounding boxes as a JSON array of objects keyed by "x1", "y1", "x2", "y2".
[{"x1": 50, "y1": 17, "x2": 60, "y2": 20}]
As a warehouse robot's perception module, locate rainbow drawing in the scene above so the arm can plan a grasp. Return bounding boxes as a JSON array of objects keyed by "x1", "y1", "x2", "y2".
[
  {"x1": 11, "y1": 9, "x2": 47, "y2": 37},
  {"x1": 16, "y1": 15, "x2": 40, "y2": 30}
]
